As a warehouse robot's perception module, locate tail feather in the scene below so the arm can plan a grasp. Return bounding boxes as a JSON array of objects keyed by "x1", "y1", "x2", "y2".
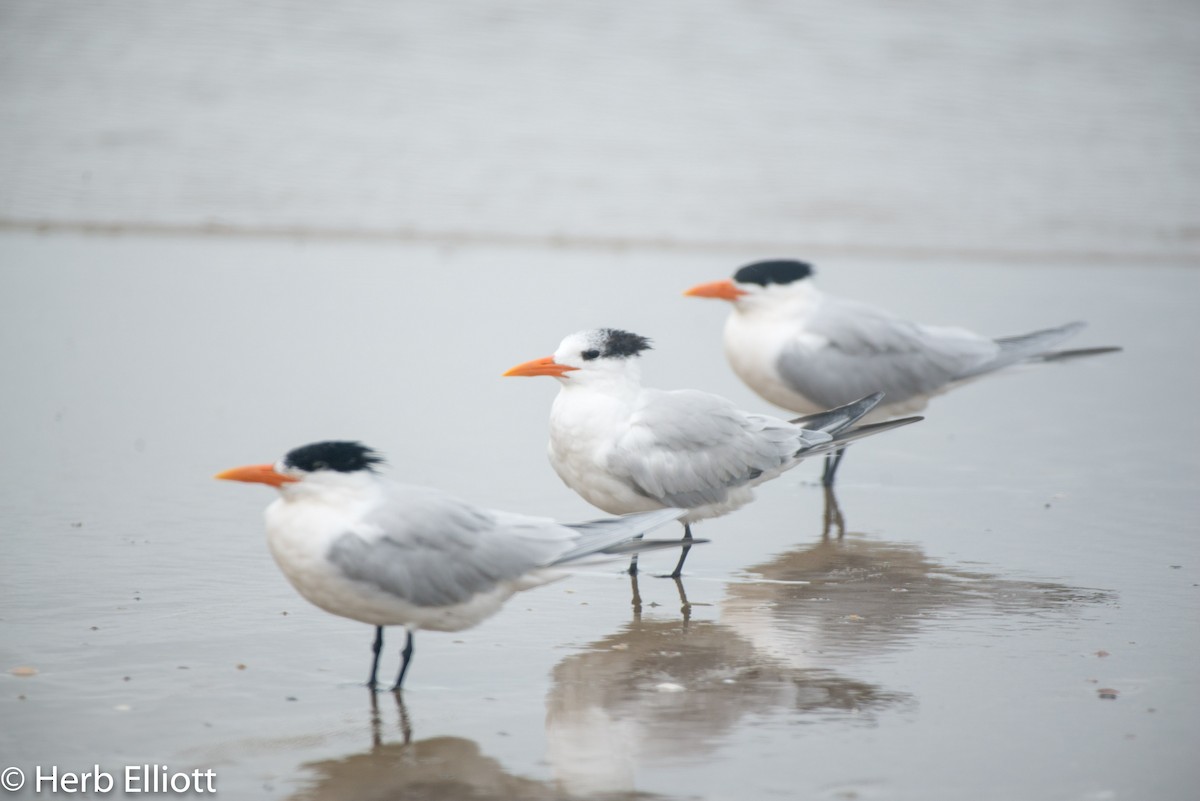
[
  {"x1": 993, "y1": 320, "x2": 1087, "y2": 351},
  {"x1": 1036, "y1": 345, "x2": 1122, "y2": 363},
  {"x1": 555, "y1": 508, "x2": 688, "y2": 564},
  {"x1": 956, "y1": 321, "x2": 1106, "y2": 379},
  {"x1": 790, "y1": 392, "x2": 885, "y2": 433}
]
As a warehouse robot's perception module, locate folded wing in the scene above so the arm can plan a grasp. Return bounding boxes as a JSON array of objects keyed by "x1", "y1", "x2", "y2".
[{"x1": 608, "y1": 388, "x2": 830, "y2": 508}]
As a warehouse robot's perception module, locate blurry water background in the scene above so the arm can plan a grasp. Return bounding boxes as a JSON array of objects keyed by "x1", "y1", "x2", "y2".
[
  {"x1": 1, "y1": 0, "x2": 1198, "y2": 258},
  {"x1": 1, "y1": 2, "x2": 1198, "y2": 800}
]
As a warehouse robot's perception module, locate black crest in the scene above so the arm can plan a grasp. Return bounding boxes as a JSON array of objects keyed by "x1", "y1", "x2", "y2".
[
  {"x1": 284, "y1": 441, "x2": 385, "y2": 473},
  {"x1": 733, "y1": 260, "x2": 814, "y2": 287},
  {"x1": 599, "y1": 329, "x2": 653, "y2": 358}
]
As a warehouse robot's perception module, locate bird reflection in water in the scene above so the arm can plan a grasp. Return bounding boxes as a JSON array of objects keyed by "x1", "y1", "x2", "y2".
[
  {"x1": 725, "y1": 490, "x2": 1115, "y2": 665},
  {"x1": 367, "y1": 691, "x2": 411, "y2": 749},
  {"x1": 821, "y1": 485, "x2": 847, "y2": 538},
  {"x1": 545, "y1": 599, "x2": 908, "y2": 796},
  {"x1": 629, "y1": 572, "x2": 699, "y2": 622},
  {"x1": 289, "y1": 692, "x2": 609, "y2": 801},
  {"x1": 548, "y1": 492, "x2": 1113, "y2": 796}
]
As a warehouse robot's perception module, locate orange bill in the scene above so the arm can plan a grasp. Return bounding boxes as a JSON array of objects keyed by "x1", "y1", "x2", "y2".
[
  {"x1": 214, "y1": 463, "x2": 298, "y2": 487},
  {"x1": 502, "y1": 355, "x2": 580, "y2": 378},
  {"x1": 683, "y1": 279, "x2": 746, "y2": 301}
]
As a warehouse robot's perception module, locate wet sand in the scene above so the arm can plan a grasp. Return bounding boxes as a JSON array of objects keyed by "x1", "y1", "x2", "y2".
[{"x1": 1, "y1": 234, "x2": 1197, "y2": 799}]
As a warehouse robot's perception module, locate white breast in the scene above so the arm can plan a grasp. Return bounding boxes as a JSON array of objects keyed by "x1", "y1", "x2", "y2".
[
  {"x1": 546, "y1": 388, "x2": 664, "y2": 517},
  {"x1": 723, "y1": 311, "x2": 827, "y2": 415}
]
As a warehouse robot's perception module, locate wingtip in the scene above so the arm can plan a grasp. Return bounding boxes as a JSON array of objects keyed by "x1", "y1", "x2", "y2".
[
  {"x1": 859, "y1": 391, "x2": 886, "y2": 413},
  {"x1": 844, "y1": 390, "x2": 885, "y2": 408},
  {"x1": 846, "y1": 391, "x2": 886, "y2": 421},
  {"x1": 883, "y1": 415, "x2": 923, "y2": 429},
  {"x1": 832, "y1": 415, "x2": 924, "y2": 443}
]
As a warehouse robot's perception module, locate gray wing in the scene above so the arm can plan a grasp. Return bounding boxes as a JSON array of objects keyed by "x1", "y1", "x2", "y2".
[
  {"x1": 326, "y1": 485, "x2": 575, "y2": 608},
  {"x1": 607, "y1": 389, "x2": 830, "y2": 508},
  {"x1": 777, "y1": 297, "x2": 999, "y2": 408}
]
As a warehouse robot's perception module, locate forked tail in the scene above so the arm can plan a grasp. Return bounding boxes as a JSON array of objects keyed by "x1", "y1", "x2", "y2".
[{"x1": 957, "y1": 321, "x2": 1120, "y2": 379}]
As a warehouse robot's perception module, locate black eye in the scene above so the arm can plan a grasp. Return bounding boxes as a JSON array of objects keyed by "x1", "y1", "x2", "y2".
[{"x1": 581, "y1": 349, "x2": 600, "y2": 361}]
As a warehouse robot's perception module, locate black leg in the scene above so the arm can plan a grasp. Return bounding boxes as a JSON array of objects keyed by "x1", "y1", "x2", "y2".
[
  {"x1": 391, "y1": 630, "x2": 414, "y2": 691},
  {"x1": 368, "y1": 626, "x2": 384, "y2": 689},
  {"x1": 821, "y1": 447, "x2": 847, "y2": 487},
  {"x1": 627, "y1": 532, "x2": 645, "y2": 576},
  {"x1": 668, "y1": 523, "x2": 694, "y2": 579}
]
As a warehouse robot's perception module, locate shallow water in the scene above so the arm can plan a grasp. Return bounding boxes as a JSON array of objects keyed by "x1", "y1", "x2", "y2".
[{"x1": 1, "y1": 235, "x2": 1198, "y2": 800}]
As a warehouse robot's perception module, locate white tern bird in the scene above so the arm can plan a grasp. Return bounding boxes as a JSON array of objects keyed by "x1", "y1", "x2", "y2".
[
  {"x1": 503, "y1": 329, "x2": 920, "y2": 576},
  {"x1": 216, "y1": 440, "x2": 692, "y2": 691},
  {"x1": 685, "y1": 260, "x2": 1120, "y2": 485}
]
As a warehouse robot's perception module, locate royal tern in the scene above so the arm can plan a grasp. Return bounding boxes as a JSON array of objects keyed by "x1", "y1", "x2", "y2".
[
  {"x1": 503, "y1": 329, "x2": 920, "y2": 576},
  {"x1": 685, "y1": 260, "x2": 1120, "y2": 484},
  {"x1": 216, "y1": 440, "x2": 691, "y2": 691}
]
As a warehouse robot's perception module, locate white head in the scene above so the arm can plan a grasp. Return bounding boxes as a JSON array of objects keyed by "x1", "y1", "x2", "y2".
[
  {"x1": 684, "y1": 260, "x2": 817, "y2": 314},
  {"x1": 503, "y1": 328, "x2": 652, "y2": 390}
]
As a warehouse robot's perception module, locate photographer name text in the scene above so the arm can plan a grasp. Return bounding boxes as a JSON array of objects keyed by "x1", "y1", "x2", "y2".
[{"x1": 2, "y1": 764, "x2": 217, "y2": 795}]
